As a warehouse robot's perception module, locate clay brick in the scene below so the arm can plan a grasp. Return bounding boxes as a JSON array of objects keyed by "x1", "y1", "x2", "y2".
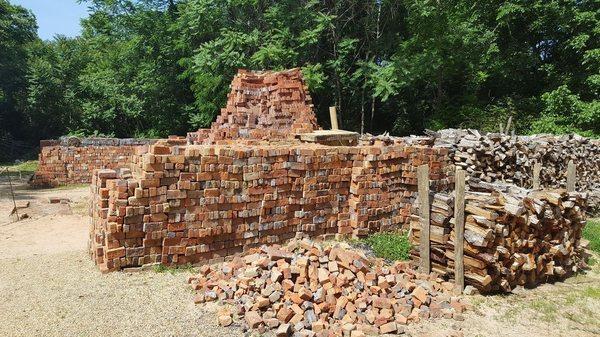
[
  {"x1": 411, "y1": 286, "x2": 428, "y2": 303},
  {"x1": 245, "y1": 311, "x2": 263, "y2": 328},
  {"x1": 379, "y1": 322, "x2": 397, "y2": 334}
]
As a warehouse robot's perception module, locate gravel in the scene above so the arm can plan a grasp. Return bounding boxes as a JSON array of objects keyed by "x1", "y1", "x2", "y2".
[{"x1": 0, "y1": 250, "x2": 242, "y2": 337}]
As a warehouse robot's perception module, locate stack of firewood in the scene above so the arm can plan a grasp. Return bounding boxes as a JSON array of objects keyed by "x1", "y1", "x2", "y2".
[
  {"x1": 428, "y1": 129, "x2": 600, "y2": 191},
  {"x1": 409, "y1": 179, "x2": 588, "y2": 292}
]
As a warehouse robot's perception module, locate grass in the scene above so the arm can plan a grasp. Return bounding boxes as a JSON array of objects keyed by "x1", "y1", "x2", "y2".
[
  {"x1": 529, "y1": 299, "x2": 558, "y2": 322},
  {"x1": 153, "y1": 263, "x2": 197, "y2": 274},
  {"x1": 0, "y1": 160, "x2": 38, "y2": 174},
  {"x1": 583, "y1": 219, "x2": 600, "y2": 253},
  {"x1": 582, "y1": 286, "x2": 600, "y2": 299},
  {"x1": 360, "y1": 232, "x2": 411, "y2": 261},
  {"x1": 50, "y1": 183, "x2": 90, "y2": 190}
]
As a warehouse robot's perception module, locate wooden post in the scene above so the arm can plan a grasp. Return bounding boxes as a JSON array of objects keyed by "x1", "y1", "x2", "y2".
[
  {"x1": 533, "y1": 162, "x2": 541, "y2": 189},
  {"x1": 417, "y1": 164, "x2": 430, "y2": 273},
  {"x1": 566, "y1": 160, "x2": 576, "y2": 192},
  {"x1": 2, "y1": 168, "x2": 19, "y2": 221},
  {"x1": 505, "y1": 115, "x2": 512, "y2": 134},
  {"x1": 329, "y1": 106, "x2": 339, "y2": 130},
  {"x1": 453, "y1": 168, "x2": 466, "y2": 292}
]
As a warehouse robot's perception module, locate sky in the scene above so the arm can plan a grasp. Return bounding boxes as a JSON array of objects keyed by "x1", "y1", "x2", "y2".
[{"x1": 12, "y1": 0, "x2": 90, "y2": 40}]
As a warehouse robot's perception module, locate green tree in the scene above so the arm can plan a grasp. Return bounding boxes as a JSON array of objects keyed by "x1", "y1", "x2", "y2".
[
  {"x1": 2, "y1": 0, "x2": 599, "y2": 161},
  {"x1": 0, "y1": 0, "x2": 37, "y2": 157}
]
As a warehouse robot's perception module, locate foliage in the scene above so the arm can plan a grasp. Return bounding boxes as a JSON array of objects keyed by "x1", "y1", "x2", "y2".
[
  {"x1": 0, "y1": 0, "x2": 599, "y2": 160},
  {"x1": 361, "y1": 232, "x2": 411, "y2": 261},
  {"x1": 0, "y1": 0, "x2": 37, "y2": 147},
  {"x1": 5, "y1": 160, "x2": 38, "y2": 173},
  {"x1": 0, "y1": 160, "x2": 38, "y2": 176},
  {"x1": 584, "y1": 219, "x2": 600, "y2": 254}
]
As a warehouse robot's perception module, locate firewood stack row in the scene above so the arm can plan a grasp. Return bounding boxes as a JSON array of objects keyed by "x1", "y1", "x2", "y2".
[
  {"x1": 409, "y1": 179, "x2": 588, "y2": 293},
  {"x1": 428, "y1": 129, "x2": 600, "y2": 191}
]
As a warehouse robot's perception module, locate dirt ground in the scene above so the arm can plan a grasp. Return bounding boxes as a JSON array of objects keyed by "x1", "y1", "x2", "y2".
[
  {"x1": 0, "y1": 181, "x2": 598, "y2": 337},
  {"x1": 0, "y1": 181, "x2": 239, "y2": 337}
]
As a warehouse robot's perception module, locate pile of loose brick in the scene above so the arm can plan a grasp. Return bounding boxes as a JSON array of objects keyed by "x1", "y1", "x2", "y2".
[
  {"x1": 30, "y1": 137, "x2": 156, "y2": 187},
  {"x1": 89, "y1": 140, "x2": 453, "y2": 272},
  {"x1": 187, "y1": 68, "x2": 319, "y2": 144},
  {"x1": 189, "y1": 236, "x2": 468, "y2": 336}
]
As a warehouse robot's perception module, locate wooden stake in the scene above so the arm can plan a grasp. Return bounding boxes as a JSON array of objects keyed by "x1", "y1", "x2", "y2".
[
  {"x1": 533, "y1": 161, "x2": 541, "y2": 189},
  {"x1": 2, "y1": 168, "x2": 19, "y2": 221},
  {"x1": 329, "y1": 106, "x2": 339, "y2": 130},
  {"x1": 453, "y1": 168, "x2": 466, "y2": 292},
  {"x1": 417, "y1": 164, "x2": 430, "y2": 273},
  {"x1": 567, "y1": 160, "x2": 576, "y2": 192},
  {"x1": 505, "y1": 116, "x2": 512, "y2": 134}
]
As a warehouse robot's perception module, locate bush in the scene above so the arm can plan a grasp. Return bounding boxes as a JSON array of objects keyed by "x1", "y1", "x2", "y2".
[{"x1": 361, "y1": 232, "x2": 411, "y2": 261}]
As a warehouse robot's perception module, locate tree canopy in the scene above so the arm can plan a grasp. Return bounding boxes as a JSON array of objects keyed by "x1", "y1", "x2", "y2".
[{"x1": 1, "y1": 0, "x2": 598, "y2": 160}]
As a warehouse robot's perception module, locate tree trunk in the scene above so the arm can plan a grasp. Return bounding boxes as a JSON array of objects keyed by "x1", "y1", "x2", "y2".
[
  {"x1": 370, "y1": 96, "x2": 375, "y2": 133},
  {"x1": 360, "y1": 85, "x2": 365, "y2": 135}
]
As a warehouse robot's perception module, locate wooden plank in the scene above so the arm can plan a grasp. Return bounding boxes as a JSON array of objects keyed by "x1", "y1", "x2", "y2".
[
  {"x1": 566, "y1": 160, "x2": 576, "y2": 192},
  {"x1": 533, "y1": 161, "x2": 541, "y2": 189},
  {"x1": 329, "y1": 106, "x2": 339, "y2": 130},
  {"x1": 454, "y1": 168, "x2": 466, "y2": 292},
  {"x1": 417, "y1": 164, "x2": 430, "y2": 273},
  {"x1": 297, "y1": 130, "x2": 359, "y2": 145}
]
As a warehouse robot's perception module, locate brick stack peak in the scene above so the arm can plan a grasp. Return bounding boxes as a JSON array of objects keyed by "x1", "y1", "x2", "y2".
[
  {"x1": 189, "y1": 236, "x2": 468, "y2": 336},
  {"x1": 189, "y1": 68, "x2": 319, "y2": 144}
]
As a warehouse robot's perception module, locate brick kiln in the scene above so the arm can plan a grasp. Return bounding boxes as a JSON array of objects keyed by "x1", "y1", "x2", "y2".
[{"x1": 83, "y1": 69, "x2": 457, "y2": 272}]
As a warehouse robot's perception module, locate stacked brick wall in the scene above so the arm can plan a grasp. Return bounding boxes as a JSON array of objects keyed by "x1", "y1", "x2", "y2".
[
  {"x1": 30, "y1": 138, "x2": 156, "y2": 187},
  {"x1": 89, "y1": 141, "x2": 453, "y2": 272}
]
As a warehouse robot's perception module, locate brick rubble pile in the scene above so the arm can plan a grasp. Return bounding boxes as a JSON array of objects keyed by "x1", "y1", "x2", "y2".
[{"x1": 189, "y1": 237, "x2": 468, "y2": 336}]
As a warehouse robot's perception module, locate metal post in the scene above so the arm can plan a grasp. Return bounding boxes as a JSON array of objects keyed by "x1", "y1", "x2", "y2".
[{"x1": 1, "y1": 167, "x2": 19, "y2": 221}]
